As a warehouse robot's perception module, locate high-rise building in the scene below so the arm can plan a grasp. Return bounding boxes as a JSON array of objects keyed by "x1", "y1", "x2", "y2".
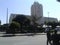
[
  {"x1": 31, "y1": 2, "x2": 43, "y2": 18},
  {"x1": 31, "y1": 2, "x2": 43, "y2": 24},
  {"x1": 31, "y1": 2, "x2": 58, "y2": 25}
]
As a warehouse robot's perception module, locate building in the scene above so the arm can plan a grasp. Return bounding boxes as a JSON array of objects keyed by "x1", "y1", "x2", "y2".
[
  {"x1": 9, "y1": 14, "x2": 32, "y2": 23},
  {"x1": 9, "y1": 2, "x2": 58, "y2": 25},
  {"x1": 43, "y1": 17, "x2": 58, "y2": 23},
  {"x1": 31, "y1": 2, "x2": 58, "y2": 25},
  {"x1": 31, "y1": 2, "x2": 43, "y2": 18},
  {"x1": 9, "y1": 14, "x2": 58, "y2": 25},
  {"x1": 9, "y1": 14, "x2": 17, "y2": 23}
]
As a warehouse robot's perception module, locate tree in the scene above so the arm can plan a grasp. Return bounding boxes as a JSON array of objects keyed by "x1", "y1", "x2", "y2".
[
  {"x1": 0, "y1": 25, "x2": 5, "y2": 32},
  {"x1": 12, "y1": 15, "x2": 31, "y2": 33},
  {"x1": 46, "y1": 22, "x2": 58, "y2": 29},
  {"x1": 7, "y1": 21, "x2": 20, "y2": 34},
  {"x1": 31, "y1": 15, "x2": 42, "y2": 32},
  {"x1": 32, "y1": 15, "x2": 42, "y2": 25},
  {"x1": 12, "y1": 21, "x2": 20, "y2": 33},
  {"x1": 0, "y1": 20, "x2": 1, "y2": 25},
  {"x1": 3, "y1": 24, "x2": 9, "y2": 32}
]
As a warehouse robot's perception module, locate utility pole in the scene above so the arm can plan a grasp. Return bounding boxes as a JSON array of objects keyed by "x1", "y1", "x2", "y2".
[
  {"x1": 6, "y1": 8, "x2": 8, "y2": 24},
  {"x1": 48, "y1": 12, "x2": 49, "y2": 22},
  {"x1": 47, "y1": 12, "x2": 50, "y2": 28}
]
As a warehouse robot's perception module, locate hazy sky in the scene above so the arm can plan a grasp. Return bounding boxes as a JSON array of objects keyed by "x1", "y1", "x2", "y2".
[{"x1": 0, "y1": 0, "x2": 60, "y2": 24}]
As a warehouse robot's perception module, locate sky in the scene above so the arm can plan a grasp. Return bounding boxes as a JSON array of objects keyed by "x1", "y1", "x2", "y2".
[{"x1": 0, "y1": 0, "x2": 60, "y2": 24}]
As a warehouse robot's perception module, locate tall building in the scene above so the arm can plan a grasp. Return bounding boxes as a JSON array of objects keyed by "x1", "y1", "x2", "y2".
[
  {"x1": 31, "y1": 2, "x2": 43, "y2": 18},
  {"x1": 31, "y1": 2, "x2": 58, "y2": 25},
  {"x1": 31, "y1": 2, "x2": 44, "y2": 24}
]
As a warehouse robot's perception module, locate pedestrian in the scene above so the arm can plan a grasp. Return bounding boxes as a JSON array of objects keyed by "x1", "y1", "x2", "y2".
[
  {"x1": 45, "y1": 27, "x2": 52, "y2": 45},
  {"x1": 52, "y1": 28, "x2": 60, "y2": 45}
]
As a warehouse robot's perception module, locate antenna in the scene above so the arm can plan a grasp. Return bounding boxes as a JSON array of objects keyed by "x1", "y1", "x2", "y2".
[{"x1": 6, "y1": 8, "x2": 8, "y2": 23}]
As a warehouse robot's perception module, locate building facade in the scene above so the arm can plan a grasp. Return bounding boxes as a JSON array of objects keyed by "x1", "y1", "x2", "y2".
[
  {"x1": 31, "y1": 2, "x2": 43, "y2": 19},
  {"x1": 9, "y1": 2, "x2": 58, "y2": 25},
  {"x1": 31, "y1": 2, "x2": 58, "y2": 25}
]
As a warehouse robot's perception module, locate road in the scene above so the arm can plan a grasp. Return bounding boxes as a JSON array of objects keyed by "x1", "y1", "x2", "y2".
[{"x1": 0, "y1": 33, "x2": 47, "y2": 45}]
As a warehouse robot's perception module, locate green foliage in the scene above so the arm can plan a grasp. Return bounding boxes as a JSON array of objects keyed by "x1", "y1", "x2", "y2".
[
  {"x1": 12, "y1": 15, "x2": 31, "y2": 33},
  {"x1": 45, "y1": 21, "x2": 60, "y2": 29},
  {"x1": 11, "y1": 21, "x2": 20, "y2": 28},
  {"x1": 6, "y1": 21, "x2": 20, "y2": 34},
  {"x1": 12, "y1": 15, "x2": 30, "y2": 25},
  {"x1": 0, "y1": 21, "x2": 1, "y2": 25}
]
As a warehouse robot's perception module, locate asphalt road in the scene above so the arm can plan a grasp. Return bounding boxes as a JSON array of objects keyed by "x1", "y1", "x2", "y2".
[{"x1": 0, "y1": 33, "x2": 47, "y2": 45}]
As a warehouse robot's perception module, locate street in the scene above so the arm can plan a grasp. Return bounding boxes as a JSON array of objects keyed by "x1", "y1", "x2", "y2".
[{"x1": 0, "y1": 33, "x2": 47, "y2": 45}]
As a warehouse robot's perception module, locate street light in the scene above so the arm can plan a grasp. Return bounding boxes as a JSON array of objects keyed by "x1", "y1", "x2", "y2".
[
  {"x1": 47, "y1": 12, "x2": 50, "y2": 28},
  {"x1": 48, "y1": 12, "x2": 49, "y2": 23},
  {"x1": 6, "y1": 8, "x2": 8, "y2": 24}
]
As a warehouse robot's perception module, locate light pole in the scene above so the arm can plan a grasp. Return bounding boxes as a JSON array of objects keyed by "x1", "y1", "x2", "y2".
[
  {"x1": 48, "y1": 12, "x2": 49, "y2": 23},
  {"x1": 47, "y1": 12, "x2": 50, "y2": 28},
  {"x1": 6, "y1": 8, "x2": 8, "y2": 24}
]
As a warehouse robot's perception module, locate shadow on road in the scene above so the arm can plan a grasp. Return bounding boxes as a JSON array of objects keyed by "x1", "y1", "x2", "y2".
[
  {"x1": 2, "y1": 35, "x2": 15, "y2": 37},
  {"x1": 0, "y1": 33, "x2": 46, "y2": 37}
]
